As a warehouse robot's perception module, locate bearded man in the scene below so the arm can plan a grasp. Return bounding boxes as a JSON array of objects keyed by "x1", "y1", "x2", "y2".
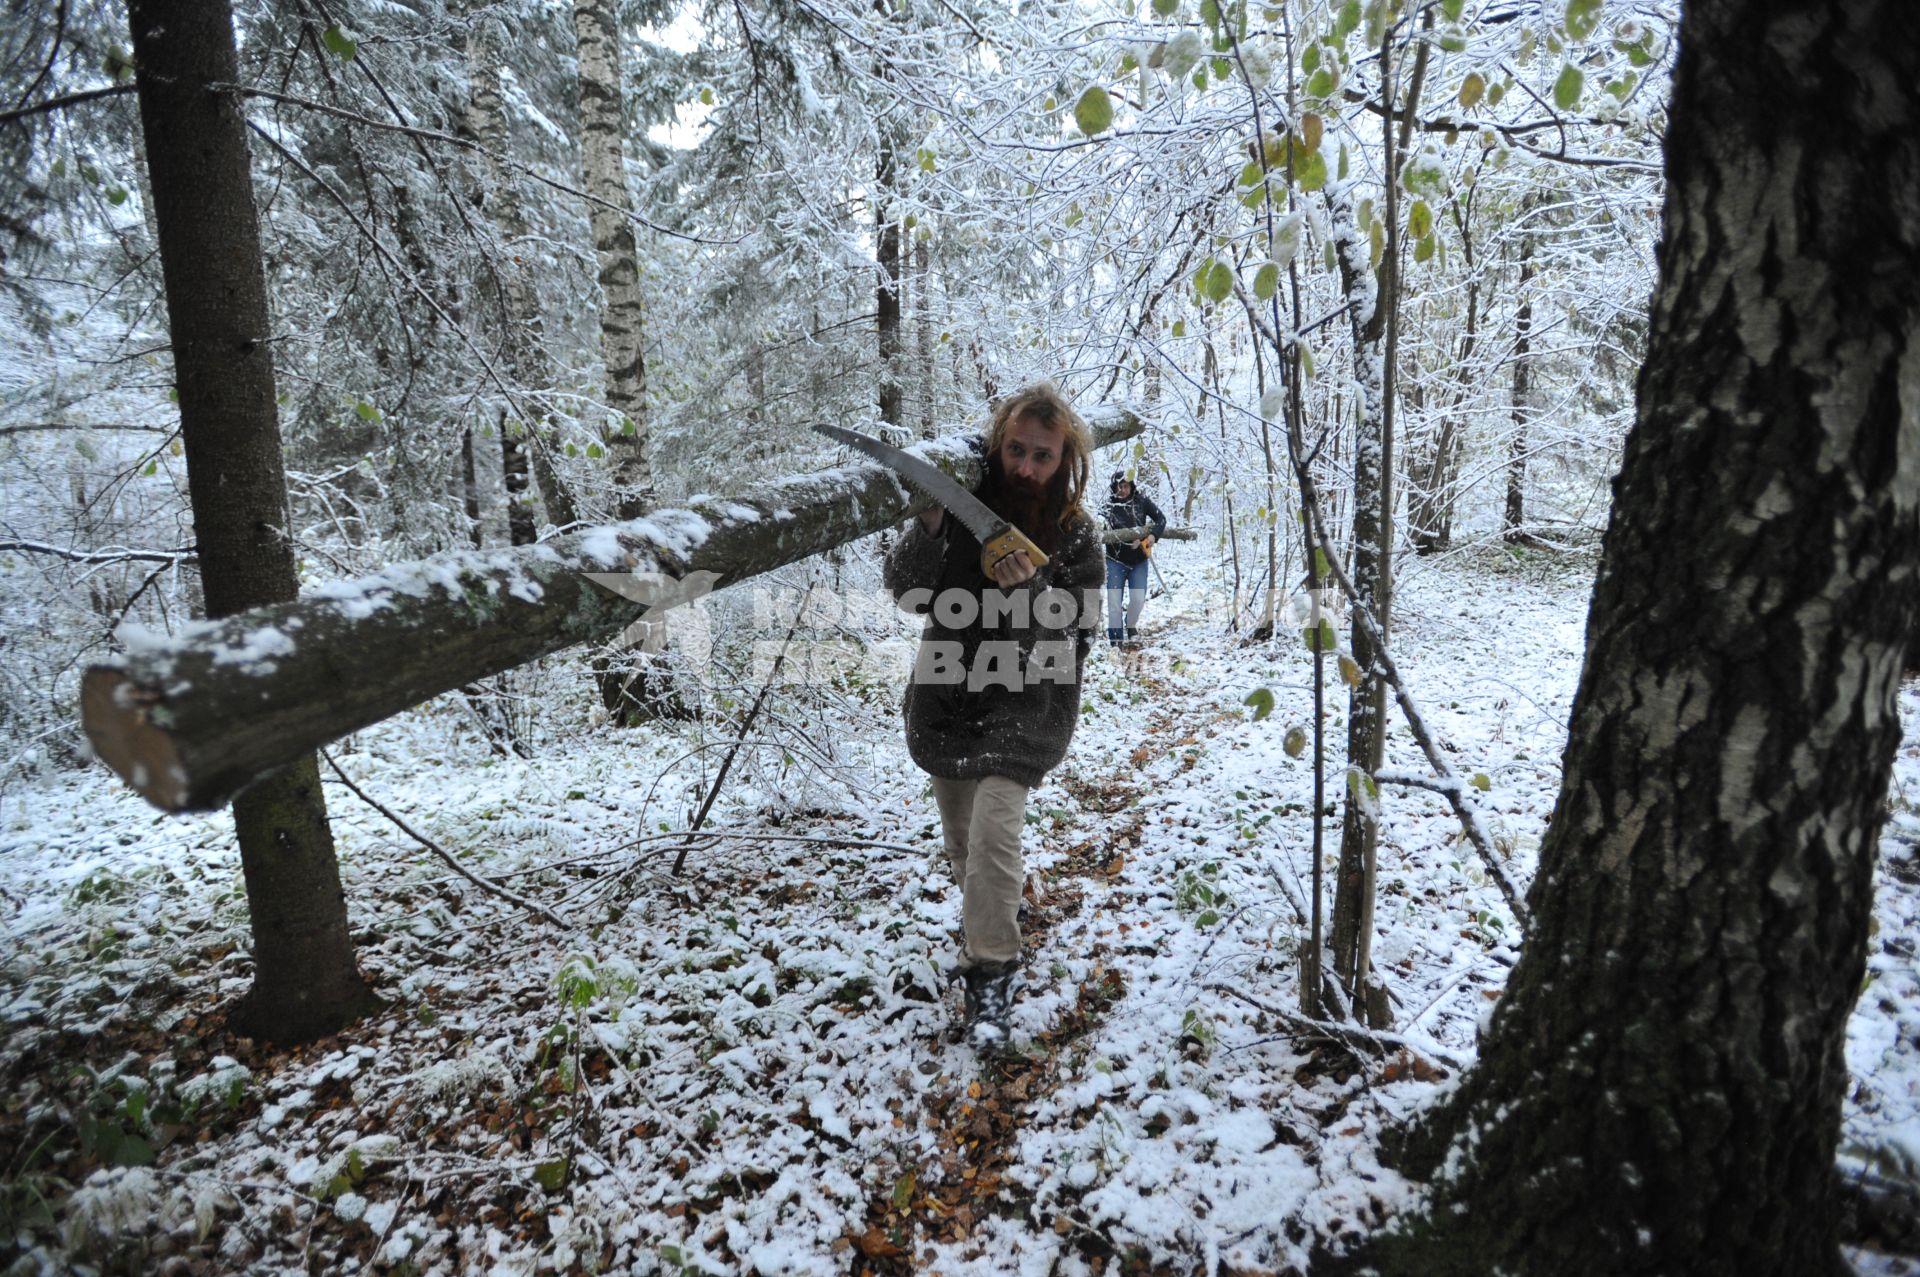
[{"x1": 882, "y1": 381, "x2": 1106, "y2": 1049}]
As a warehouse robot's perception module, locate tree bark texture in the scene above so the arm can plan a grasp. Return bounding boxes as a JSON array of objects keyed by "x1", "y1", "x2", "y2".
[
  {"x1": 84, "y1": 409, "x2": 1148, "y2": 812},
  {"x1": 1504, "y1": 220, "x2": 1536, "y2": 542},
  {"x1": 1326, "y1": 176, "x2": 1391, "y2": 1016},
  {"x1": 1407, "y1": 195, "x2": 1479, "y2": 554},
  {"x1": 126, "y1": 0, "x2": 375, "y2": 1042},
  {"x1": 916, "y1": 235, "x2": 935, "y2": 437},
  {"x1": 876, "y1": 139, "x2": 904, "y2": 428},
  {"x1": 467, "y1": 12, "x2": 577, "y2": 532},
  {"x1": 1357, "y1": 1, "x2": 1920, "y2": 1272},
  {"x1": 571, "y1": 0, "x2": 653, "y2": 517}
]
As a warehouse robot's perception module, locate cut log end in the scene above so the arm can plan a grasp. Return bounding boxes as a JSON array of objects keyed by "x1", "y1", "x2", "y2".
[{"x1": 82, "y1": 667, "x2": 192, "y2": 812}]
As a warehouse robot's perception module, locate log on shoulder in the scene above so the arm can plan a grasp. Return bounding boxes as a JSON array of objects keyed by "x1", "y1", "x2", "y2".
[
  {"x1": 1100, "y1": 526, "x2": 1197, "y2": 545},
  {"x1": 86, "y1": 408, "x2": 1149, "y2": 811}
]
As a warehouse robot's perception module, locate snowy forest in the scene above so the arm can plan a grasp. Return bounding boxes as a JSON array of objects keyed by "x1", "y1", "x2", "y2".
[{"x1": 2, "y1": 0, "x2": 1916, "y2": 1271}]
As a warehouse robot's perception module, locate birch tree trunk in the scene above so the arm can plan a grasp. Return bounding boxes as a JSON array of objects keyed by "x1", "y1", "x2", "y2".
[
  {"x1": 466, "y1": 10, "x2": 578, "y2": 532},
  {"x1": 1346, "y1": 0, "x2": 1920, "y2": 1270},
  {"x1": 572, "y1": 0, "x2": 654, "y2": 518},
  {"x1": 127, "y1": 0, "x2": 376, "y2": 1043}
]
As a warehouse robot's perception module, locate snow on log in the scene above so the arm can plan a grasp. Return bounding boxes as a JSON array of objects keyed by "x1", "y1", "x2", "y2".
[{"x1": 84, "y1": 408, "x2": 1149, "y2": 811}]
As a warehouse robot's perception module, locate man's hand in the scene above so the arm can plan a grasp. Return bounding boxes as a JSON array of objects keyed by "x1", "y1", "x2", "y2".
[
  {"x1": 918, "y1": 507, "x2": 945, "y2": 534},
  {"x1": 989, "y1": 549, "x2": 1036, "y2": 586}
]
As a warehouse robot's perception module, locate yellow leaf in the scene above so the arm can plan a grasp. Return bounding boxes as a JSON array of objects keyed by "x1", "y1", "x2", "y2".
[{"x1": 1300, "y1": 112, "x2": 1323, "y2": 154}]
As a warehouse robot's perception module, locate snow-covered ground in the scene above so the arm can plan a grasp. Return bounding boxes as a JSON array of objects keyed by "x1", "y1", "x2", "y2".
[{"x1": 3, "y1": 544, "x2": 1917, "y2": 1275}]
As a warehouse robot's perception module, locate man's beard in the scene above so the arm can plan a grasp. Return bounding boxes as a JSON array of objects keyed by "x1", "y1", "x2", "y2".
[{"x1": 981, "y1": 457, "x2": 1063, "y2": 552}]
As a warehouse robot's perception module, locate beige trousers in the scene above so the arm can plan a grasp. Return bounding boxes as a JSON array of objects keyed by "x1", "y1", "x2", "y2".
[{"x1": 928, "y1": 774, "x2": 1030, "y2": 967}]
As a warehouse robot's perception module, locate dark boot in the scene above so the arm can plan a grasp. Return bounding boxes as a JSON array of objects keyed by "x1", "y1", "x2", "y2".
[{"x1": 961, "y1": 960, "x2": 1021, "y2": 1050}]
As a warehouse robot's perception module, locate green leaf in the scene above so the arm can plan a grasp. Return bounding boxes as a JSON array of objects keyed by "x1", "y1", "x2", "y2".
[
  {"x1": 1439, "y1": 32, "x2": 1467, "y2": 52},
  {"x1": 1304, "y1": 618, "x2": 1337, "y2": 653},
  {"x1": 1244, "y1": 687, "x2": 1275, "y2": 722},
  {"x1": 1305, "y1": 66, "x2": 1337, "y2": 99},
  {"x1": 534, "y1": 1159, "x2": 570, "y2": 1192},
  {"x1": 1553, "y1": 63, "x2": 1584, "y2": 111},
  {"x1": 1470, "y1": 772, "x2": 1491, "y2": 792},
  {"x1": 1459, "y1": 71, "x2": 1486, "y2": 109},
  {"x1": 1253, "y1": 262, "x2": 1279, "y2": 300},
  {"x1": 1335, "y1": 0, "x2": 1361, "y2": 40},
  {"x1": 1283, "y1": 726, "x2": 1307, "y2": 758},
  {"x1": 1194, "y1": 910, "x2": 1220, "y2": 928},
  {"x1": 1171, "y1": 319, "x2": 1186, "y2": 337},
  {"x1": 1301, "y1": 42, "x2": 1320, "y2": 75},
  {"x1": 892, "y1": 1172, "x2": 917, "y2": 1211},
  {"x1": 620, "y1": 417, "x2": 637, "y2": 436},
  {"x1": 1073, "y1": 86, "x2": 1113, "y2": 136},
  {"x1": 1295, "y1": 149, "x2": 1328, "y2": 192},
  {"x1": 586, "y1": 442, "x2": 604, "y2": 459},
  {"x1": 1153, "y1": 0, "x2": 1178, "y2": 15},
  {"x1": 354, "y1": 401, "x2": 379, "y2": 422},
  {"x1": 1193, "y1": 257, "x2": 1233, "y2": 304},
  {"x1": 142, "y1": 459, "x2": 157, "y2": 477},
  {"x1": 1413, "y1": 233, "x2": 1436, "y2": 263},
  {"x1": 565, "y1": 442, "x2": 579, "y2": 458},
  {"x1": 1408, "y1": 199, "x2": 1433, "y2": 239},
  {"x1": 1488, "y1": 81, "x2": 1506, "y2": 107},
  {"x1": 321, "y1": 24, "x2": 357, "y2": 60},
  {"x1": 1441, "y1": 0, "x2": 1465, "y2": 18},
  {"x1": 1313, "y1": 547, "x2": 1331, "y2": 578},
  {"x1": 106, "y1": 186, "x2": 128, "y2": 206},
  {"x1": 1564, "y1": 0, "x2": 1602, "y2": 41},
  {"x1": 1200, "y1": 0, "x2": 1222, "y2": 27}
]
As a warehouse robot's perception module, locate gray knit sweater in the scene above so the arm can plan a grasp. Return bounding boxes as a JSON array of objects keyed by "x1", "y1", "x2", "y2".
[{"x1": 883, "y1": 509, "x2": 1104, "y2": 787}]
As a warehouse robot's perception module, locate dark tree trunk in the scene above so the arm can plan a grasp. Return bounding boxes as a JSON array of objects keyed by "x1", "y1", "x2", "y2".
[
  {"x1": 501, "y1": 414, "x2": 536, "y2": 546},
  {"x1": 876, "y1": 141, "x2": 903, "y2": 428},
  {"x1": 126, "y1": 0, "x2": 376, "y2": 1043},
  {"x1": 1348, "y1": 0, "x2": 1920, "y2": 1271},
  {"x1": 461, "y1": 426, "x2": 484, "y2": 549},
  {"x1": 915, "y1": 235, "x2": 935, "y2": 437},
  {"x1": 1503, "y1": 221, "x2": 1536, "y2": 543},
  {"x1": 1326, "y1": 174, "x2": 1392, "y2": 1024},
  {"x1": 467, "y1": 11, "x2": 577, "y2": 533},
  {"x1": 1407, "y1": 193, "x2": 1480, "y2": 555}
]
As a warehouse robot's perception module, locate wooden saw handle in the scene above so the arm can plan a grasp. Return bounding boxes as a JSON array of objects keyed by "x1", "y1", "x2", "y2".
[{"x1": 981, "y1": 526, "x2": 1050, "y2": 578}]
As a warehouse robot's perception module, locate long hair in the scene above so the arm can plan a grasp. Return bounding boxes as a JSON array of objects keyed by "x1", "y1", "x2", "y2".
[{"x1": 981, "y1": 381, "x2": 1094, "y2": 540}]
